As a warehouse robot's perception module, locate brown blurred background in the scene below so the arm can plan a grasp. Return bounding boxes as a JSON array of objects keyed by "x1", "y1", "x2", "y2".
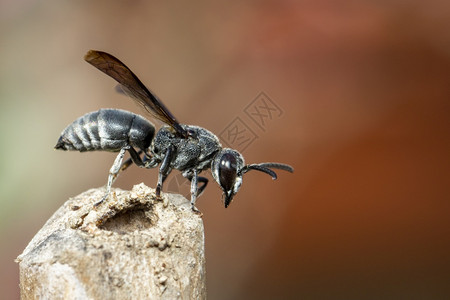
[{"x1": 1, "y1": 0, "x2": 449, "y2": 299}]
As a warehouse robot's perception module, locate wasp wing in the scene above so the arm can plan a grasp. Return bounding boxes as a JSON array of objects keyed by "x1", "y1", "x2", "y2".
[{"x1": 84, "y1": 50, "x2": 188, "y2": 138}]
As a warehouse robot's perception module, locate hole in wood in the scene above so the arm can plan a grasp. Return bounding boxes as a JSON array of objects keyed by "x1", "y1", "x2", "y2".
[{"x1": 99, "y1": 204, "x2": 156, "y2": 233}]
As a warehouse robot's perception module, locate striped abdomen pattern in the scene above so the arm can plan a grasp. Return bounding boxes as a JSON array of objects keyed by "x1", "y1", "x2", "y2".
[{"x1": 55, "y1": 109, "x2": 155, "y2": 152}]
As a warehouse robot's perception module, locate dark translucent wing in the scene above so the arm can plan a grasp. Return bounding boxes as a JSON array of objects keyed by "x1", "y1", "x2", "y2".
[{"x1": 84, "y1": 50, "x2": 188, "y2": 138}]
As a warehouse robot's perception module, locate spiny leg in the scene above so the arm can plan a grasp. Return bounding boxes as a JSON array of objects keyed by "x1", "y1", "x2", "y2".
[{"x1": 94, "y1": 147, "x2": 128, "y2": 207}]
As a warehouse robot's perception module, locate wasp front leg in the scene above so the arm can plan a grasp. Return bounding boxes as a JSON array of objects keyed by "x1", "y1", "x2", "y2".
[
  {"x1": 183, "y1": 169, "x2": 205, "y2": 214},
  {"x1": 155, "y1": 145, "x2": 175, "y2": 198}
]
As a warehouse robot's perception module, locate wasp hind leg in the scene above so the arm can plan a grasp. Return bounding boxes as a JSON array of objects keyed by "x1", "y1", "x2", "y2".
[{"x1": 94, "y1": 147, "x2": 129, "y2": 207}]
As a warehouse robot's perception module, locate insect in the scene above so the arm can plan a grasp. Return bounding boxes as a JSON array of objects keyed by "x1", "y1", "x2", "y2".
[{"x1": 55, "y1": 50, "x2": 294, "y2": 212}]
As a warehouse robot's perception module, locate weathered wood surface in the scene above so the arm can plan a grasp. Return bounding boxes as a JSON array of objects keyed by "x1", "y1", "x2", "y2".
[{"x1": 17, "y1": 183, "x2": 206, "y2": 300}]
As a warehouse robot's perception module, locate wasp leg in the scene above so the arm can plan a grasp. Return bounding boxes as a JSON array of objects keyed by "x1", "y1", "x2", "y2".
[
  {"x1": 143, "y1": 153, "x2": 159, "y2": 169},
  {"x1": 111, "y1": 147, "x2": 155, "y2": 185},
  {"x1": 94, "y1": 147, "x2": 128, "y2": 207},
  {"x1": 190, "y1": 170, "x2": 200, "y2": 213},
  {"x1": 114, "y1": 148, "x2": 143, "y2": 178},
  {"x1": 183, "y1": 171, "x2": 207, "y2": 213},
  {"x1": 183, "y1": 170, "x2": 203, "y2": 214},
  {"x1": 102, "y1": 147, "x2": 145, "y2": 193},
  {"x1": 119, "y1": 157, "x2": 134, "y2": 172},
  {"x1": 128, "y1": 148, "x2": 155, "y2": 168},
  {"x1": 126, "y1": 148, "x2": 143, "y2": 167},
  {"x1": 103, "y1": 148, "x2": 144, "y2": 192},
  {"x1": 196, "y1": 176, "x2": 208, "y2": 197},
  {"x1": 155, "y1": 145, "x2": 175, "y2": 197}
]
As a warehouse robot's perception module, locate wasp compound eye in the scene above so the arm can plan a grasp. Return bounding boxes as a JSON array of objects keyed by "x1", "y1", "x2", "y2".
[{"x1": 218, "y1": 153, "x2": 238, "y2": 191}]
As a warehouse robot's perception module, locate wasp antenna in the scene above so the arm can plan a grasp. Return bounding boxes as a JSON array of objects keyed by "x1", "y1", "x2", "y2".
[
  {"x1": 242, "y1": 164, "x2": 278, "y2": 180},
  {"x1": 255, "y1": 163, "x2": 294, "y2": 173}
]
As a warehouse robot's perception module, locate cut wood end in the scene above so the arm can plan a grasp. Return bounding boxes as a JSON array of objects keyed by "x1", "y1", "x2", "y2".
[{"x1": 17, "y1": 183, "x2": 206, "y2": 299}]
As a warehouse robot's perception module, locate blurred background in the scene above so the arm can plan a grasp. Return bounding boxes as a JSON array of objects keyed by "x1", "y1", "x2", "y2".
[{"x1": 1, "y1": 0, "x2": 449, "y2": 299}]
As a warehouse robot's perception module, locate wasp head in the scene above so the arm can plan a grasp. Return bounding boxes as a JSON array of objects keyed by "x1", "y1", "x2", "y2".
[
  {"x1": 211, "y1": 149, "x2": 244, "y2": 208},
  {"x1": 212, "y1": 148, "x2": 294, "y2": 208}
]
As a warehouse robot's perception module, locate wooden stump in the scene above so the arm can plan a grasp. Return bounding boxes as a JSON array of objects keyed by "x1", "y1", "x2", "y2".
[{"x1": 16, "y1": 183, "x2": 206, "y2": 299}]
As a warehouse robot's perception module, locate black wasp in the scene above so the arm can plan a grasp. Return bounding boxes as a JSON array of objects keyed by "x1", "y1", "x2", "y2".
[{"x1": 55, "y1": 50, "x2": 294, "y2": 212}]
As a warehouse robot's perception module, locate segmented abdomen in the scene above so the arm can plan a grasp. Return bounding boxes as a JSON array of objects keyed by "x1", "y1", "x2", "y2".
[{"x1": 55, "y1": 109, "x2": 154, "y2": 152}]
